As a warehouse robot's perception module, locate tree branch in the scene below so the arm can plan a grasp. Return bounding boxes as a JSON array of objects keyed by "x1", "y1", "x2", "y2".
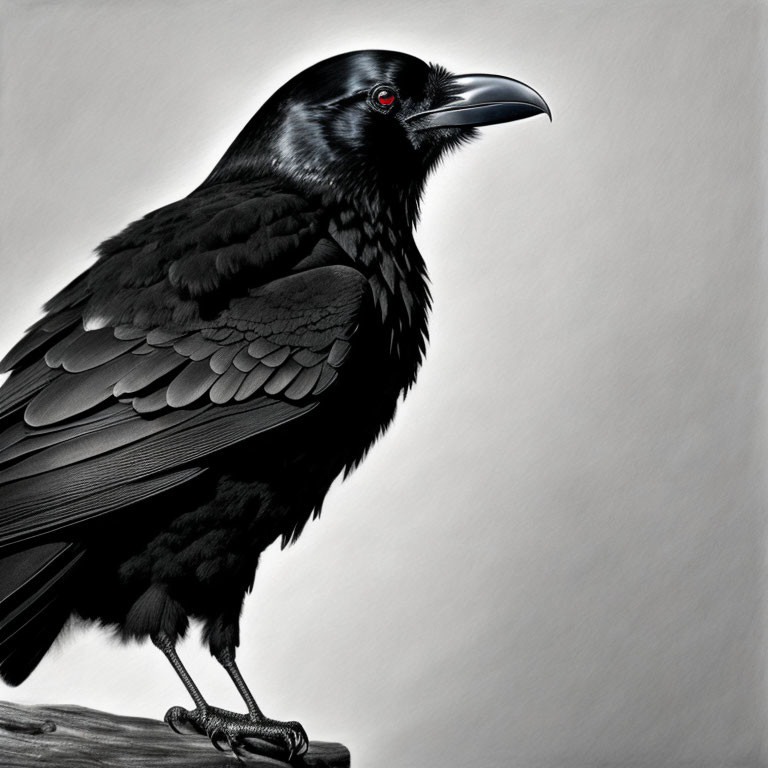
[{"x1": 0, "y1": 700, "x2": 349, "y2": 767}]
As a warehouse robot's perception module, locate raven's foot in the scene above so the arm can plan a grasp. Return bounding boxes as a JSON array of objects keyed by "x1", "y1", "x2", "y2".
[{"x1": 164, "y1": 705, "x2": 309, "y2": 761}]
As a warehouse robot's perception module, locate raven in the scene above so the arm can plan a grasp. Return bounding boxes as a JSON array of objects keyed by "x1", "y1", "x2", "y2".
[{"x1": 0, "y1": 50, "x2": 548, "y2": 758}]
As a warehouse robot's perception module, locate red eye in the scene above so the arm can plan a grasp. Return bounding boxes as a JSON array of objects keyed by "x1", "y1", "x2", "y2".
[{"x1": 376, "y1": 88, "x2": 396, "y2": 107}]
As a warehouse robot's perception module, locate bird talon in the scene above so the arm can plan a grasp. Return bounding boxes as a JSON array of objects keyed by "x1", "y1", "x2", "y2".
[
  {"x1": 284, "y1": 723, "x2": 309, "y2": 761},
  {"x1": 223, "y1": 734, "x2": 245, "y2": 763},
  {"x1": 227, "y1": 734, "x2": 245, "y2": 760},
  {"x1": 164, "y1": 706, "x2": 188, "y2": 735},
  {"x1": 291, "y1": 723, "x2": 309, "y2": 757},
  {"x1": 280, "y1": 731, "x2": 295, "y2": 761},
  {"x1": 209, "y1": 728, "x2": 227, "y2": 751}
]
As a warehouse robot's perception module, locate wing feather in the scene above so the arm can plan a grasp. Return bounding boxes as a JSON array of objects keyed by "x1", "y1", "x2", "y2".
[
  {"x1": 24, "y1": 355, "x2": 141, "y2": 428},
  {"x1": 233, "y1": 348, "x2": 259, "y2": 372},
  {"x1": 0, "y1": 399, "x2": 313, "y2": 544},
  {"x1": 132, "y1": 389, "x2": 171, "y2": 414},
  {"x1": 165, "y1": 360, "x2": 220, "y2": 408},
  {"x1": 209, "y1": 367, "x2": 247, "y2": 404},
  {"x1": 235, "y1": 364, "x2": 274, "y2": 401},
  {"x1": 0, "y1": 309, "x2": 80, "y2": 374},
  {"x1": 113, "y1": 348, "x2": 187, "y2": 397},
  {"x1": 313, "y1": 365, "x2": 337, "y2": 395},
  {"x1": 263, "y1": 358, "x2": 302, "y2": 395},
  {"x1": 43, "y1": 327, "x2": 86, "y2": 368},
  {"x1": 0, "y1": 468, "x2": 208, "y2": 548},
  {"x1": 58, "y1": 328, "x2": 143, "y2": 373},
  {"x1": 284, "y1": 364, "x2": 322, "y2": 401},
  {"x1": 0, "y1": 404, "x2": 136, "y2": 466},
  {"x1": 0, "y1": 362, "x2": 61, "y2": 421},
  {"x1": 260, "y1": 347, "x2": 291, "y2": 367},
  {"x1": 209, "y1": 344, "x2": 244, "y2": 375}
]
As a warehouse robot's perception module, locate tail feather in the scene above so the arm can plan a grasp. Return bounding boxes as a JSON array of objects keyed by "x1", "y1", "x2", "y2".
[{"x1": 0, "y1": 541, "x2": 84, "y2": 686}]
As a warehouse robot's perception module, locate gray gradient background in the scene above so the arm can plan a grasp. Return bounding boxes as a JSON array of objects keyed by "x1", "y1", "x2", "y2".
[{"x1": 1, "y1": 1, "x2": 766, "y2": 766}]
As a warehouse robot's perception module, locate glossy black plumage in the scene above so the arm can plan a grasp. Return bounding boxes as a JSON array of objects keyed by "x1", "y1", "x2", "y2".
[{"x1": 0, "y1": 49, "x2": 548, "y2": 754}]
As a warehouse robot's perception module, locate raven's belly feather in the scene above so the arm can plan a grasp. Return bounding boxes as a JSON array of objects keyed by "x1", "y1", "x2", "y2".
[{"x1": 69, "y1": 368, "x2": 401, "y2": 641}]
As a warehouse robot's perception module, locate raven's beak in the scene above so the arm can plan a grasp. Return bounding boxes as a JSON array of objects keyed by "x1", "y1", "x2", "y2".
[{"x1": 408, "y1": 74, "x2": 551, "y2": 129}]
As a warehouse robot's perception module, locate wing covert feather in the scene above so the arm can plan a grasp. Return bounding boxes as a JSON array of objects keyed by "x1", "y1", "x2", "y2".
[{"x1": 19, "y1": 264, "x2": 369, "y2": 426}]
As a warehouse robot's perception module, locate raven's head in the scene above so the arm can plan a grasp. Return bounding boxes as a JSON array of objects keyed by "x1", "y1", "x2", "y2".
[{"x1": 205, "y1": 50, "x2": 549, "y2": 217}]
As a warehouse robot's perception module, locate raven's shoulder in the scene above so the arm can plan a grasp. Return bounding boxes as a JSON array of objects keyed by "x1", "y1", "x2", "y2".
[{"x1": 46, "y1": 177, "x2": 328, "y2": 330}]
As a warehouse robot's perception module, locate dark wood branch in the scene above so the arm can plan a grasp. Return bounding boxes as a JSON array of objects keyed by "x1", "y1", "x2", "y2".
[{"x1": 0, "y1": 700, "x2": 349, "y2": 767}]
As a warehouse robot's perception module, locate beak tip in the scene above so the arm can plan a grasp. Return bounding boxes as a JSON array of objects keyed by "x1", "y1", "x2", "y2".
[{"x1": 535, "y1": 95, "x2": 552, "y2": 122}]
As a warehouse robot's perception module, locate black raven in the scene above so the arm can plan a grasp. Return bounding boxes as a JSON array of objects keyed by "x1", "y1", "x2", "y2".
[{"x1": 0, "y1": 50, "x2": 548, "y2": 758}]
